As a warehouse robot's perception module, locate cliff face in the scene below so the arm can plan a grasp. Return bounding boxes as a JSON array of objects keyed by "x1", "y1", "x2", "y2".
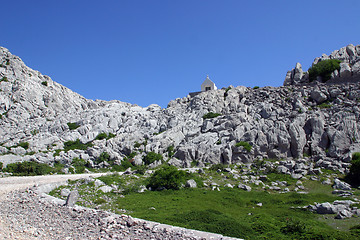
[{"x1": 1, "y1": 46, "x2": 360, "y2": 175}]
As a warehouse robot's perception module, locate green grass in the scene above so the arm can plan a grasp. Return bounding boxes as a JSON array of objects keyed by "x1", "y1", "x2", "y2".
[
  {"x1": 49, "y1": 172, "x2": 360, "y2": 240},
  {"x1": 116, "y1": 188, "x2": 356, "y2": 239}
]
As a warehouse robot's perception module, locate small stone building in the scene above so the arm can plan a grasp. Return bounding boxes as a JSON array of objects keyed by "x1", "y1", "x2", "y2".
[{"x1": 201, "y1": 75, "x2": 217, "y2": 91}]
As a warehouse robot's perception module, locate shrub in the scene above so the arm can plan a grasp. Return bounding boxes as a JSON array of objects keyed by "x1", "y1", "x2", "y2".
[
  {"x1": 96, "y1": 152, "x2": 110, "y2": 164},
  {"x1": 235, "y1": 141, "x2": 252, "y2": 152},
  {"x1": 67, "y1": 122, "x2": 80, "y2": 130},
  {"x1": 167, "y1": 145, "x2": 175, "y2": 157},
  {"x1": 0, "y1": 161, "x2": 3, "y2": 170},
  {"x1": 143, "y1": 152, "x2": 163, "y2": 165},
  {"x1": 18, "y1": 142, "x2": 29, "y2": 150},
  {"x1": 253, "y1": 86, "x2": 260, "y2": 89},
  {"x1": 41, "y1": 81, "x2": 48, "y2": 86},
  {"x1": 95, "y1": 132, "x2": 116, "y2": 140},
  {"x1": 308, "y1": 59, "x2": 341, "y2": 82},
  {"x1": 71, "y1": 158, "x2": 86, "y2": 173},
  {"x1": 3, "y1": 161, "x2": 54, "y2": 176},
  {"x1": 0, "y1": 77, "x2": 8, "y2": 82},
  {"x1": 202, "y1": 112, "x2": 221, "y2": 119},
  {"x1": 146, "y1": 165, "x2": 188, "y2": 190},
  {"x1": 281, "y1": 218, "x2": 306, "y2": 236},
  {"x1": 209, "y1": 163, "x2": 226, "y2": 172},
  {"x1": 63, "y1": 139, "x2": 93, "y2": 152},
  {"x1": 345, "y1": 152, "x2": 360, "y2": 187},
  {"x1": 95, "y1": 132, "x2": 108, "y2": 140}
]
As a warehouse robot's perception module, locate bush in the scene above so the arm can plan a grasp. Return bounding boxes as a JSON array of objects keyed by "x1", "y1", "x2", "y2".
[
  {"x1": 167, "y1": 145, "x2": 175, "y2": 157},
  {"x1": 235, "y1": 141, "x2": 252, "y2": 152},
  {"x1": 18, "y1": 142, "x2": 29, "y2": 150},
  {"x1": 63, "y1": 139, "x2": 92, "y2": 152},
  {"x1": 3, "y1": 161, "x2": 55, "y2": 176},
  {"x1": 345, "y1": 152, "x2": 360, "y2": 187},
  {"x1": 308, "y1": 59, "x2": 341, "y2": 82},
  {"x1": 209, "y1": 163, "x2": 226, "y2": 172},
  {"x1": 143, "y1": 152, "x2": 163, "y2": 165},
  {"x1": 202, "y1": 112, "x2": 222, "y2": 119},
  {"x1": 95, "y1": 132, "x2": 108, "y2": 140},
  {"x1": 67, "y1": 122, "x2": 80, "y2": 130},
  {"x1": 147, "y1": 165, "x2": 188, "y2": 190},
  {"x1": 41, "y1": 81, "x2": 48, "y2": 86},
  {"x1": 0, "y1": 77, "x2": 8, "y2": 82},
  {"x1": 71, "y1": 158, "x2": 86, "y2": 173},
  {"x1": 95, "y1": 132, "x2": 116, "y2": 140},
  {"x1": 0, "y1": 161, "x2": 3, "y2": 170},
  {"x1": 253, "y1": 86, "x2": 260, "y2": 89},
  {"x1": 96, "y1": 152, "x2": 110, "y2": 164}
]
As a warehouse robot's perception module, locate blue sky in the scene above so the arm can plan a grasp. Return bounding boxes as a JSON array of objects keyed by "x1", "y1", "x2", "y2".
[{"x1": 2, "y1": 1, "x2": 360, "y2": 108}]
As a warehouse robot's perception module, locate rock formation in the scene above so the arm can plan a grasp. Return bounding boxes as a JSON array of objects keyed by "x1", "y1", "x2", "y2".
[
  {"x1": 1, "y1": 45, "x2": 360, "y2": 174},
  {"x1": 284, "y1": 44, "x2": 360, "y2": 86}
]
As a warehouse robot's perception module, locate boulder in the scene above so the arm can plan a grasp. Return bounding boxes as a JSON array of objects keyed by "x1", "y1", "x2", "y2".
[
  {"x1": 64, "y1": 190, "x2": 79, "y2": 207},
  {"x1": 333, "y1": 178, "x2": 351, "y2": 191},
  {"x1": 185, "y1": 179, "x2": 197, "y2": 188}
]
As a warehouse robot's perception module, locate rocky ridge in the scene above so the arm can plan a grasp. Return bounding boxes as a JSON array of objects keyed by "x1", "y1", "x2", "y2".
[
  {"x1": 284, "y1": 44, "x2": 360, "y2": 86},
  {"x1": 1, "y1": 45, "x2": 360, "y2": 176}
]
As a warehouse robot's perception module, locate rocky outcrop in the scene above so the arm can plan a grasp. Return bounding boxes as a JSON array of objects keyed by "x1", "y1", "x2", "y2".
[
  {"x1": 284, "y1": 44, "x2": 360, "y2": 86},
  {"x1": 1, "y1": 46, "x2": 360, "y2": 173}
]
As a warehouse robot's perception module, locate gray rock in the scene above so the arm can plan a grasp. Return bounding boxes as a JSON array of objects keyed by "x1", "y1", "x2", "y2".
[
  {"x1": 333, "y1": 178, "x2": 351, "y2": 191},
  {"x1": 64, "y1": 190, "x2": 79, "y2": 207},
  {"x1": 185, "y1": 179, "x2": 197, "y2": 188},
  {"x1": 60, "y1": 188, "x2": 71, "y2": 197},
  {"x1": 339, "y1": 63, "x2": 352, "y2": 78},
  {"x1": 238, "y1": 183, "x2": 251, "y2": 191},
  {"x1": 99, "y1": 185, "x2": 113, "y2": 193}
]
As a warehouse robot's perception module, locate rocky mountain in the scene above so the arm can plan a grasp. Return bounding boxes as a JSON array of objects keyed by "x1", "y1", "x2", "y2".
[{"x1": 1, "y1": 45, "x2": 360, "y2": 175}]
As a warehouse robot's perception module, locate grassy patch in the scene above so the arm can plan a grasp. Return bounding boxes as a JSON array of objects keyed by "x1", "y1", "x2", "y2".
[
  {"x1": 2, "y1": 161, "x2": 61, "y2": 176},
  {"x1": 202, "y1": 112, "x2": 221, "y2": 119},
  {"x1": 235, "y1": 141, "x2": 252, "y2": 152}
]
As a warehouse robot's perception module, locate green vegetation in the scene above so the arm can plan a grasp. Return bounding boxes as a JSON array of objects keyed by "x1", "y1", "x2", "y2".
[
  {"x1": 224, "y1": 87, "x2": 232, "y2": 99},
  {"x1": 345, "y1": 152, "x2": 360, "y2": 187},
  {"x1": 0, "y1": 161, "x2": 3, "y2": 170},
  {"x1": 95, "y1": 132, "x2": 116, "y2": 140},
  {"x1": 63, "y1": 139, "x2": 93, "y2": 152},
  {"x1": 71, "y1": 158, "x2": 86, "y2": 173},
  {"x1": 318, "y1": 102, "x2": 332, "y2": 109},
  {"x1": 143, "y1": 151, "x2": 163, "y2": 165},
  {"x1": 166, "y1": 145, "x2": 175, "y2": 158},
  {"x1": 30, "y1": 129, "x2": 39, "y2": 136},
  {"x1": 0, "y1": 77, "x2": 8, "y2": 82},
  {"x1": 67, "y1": 122, "x2": 80, "y2": 130},
  {"x1": 96, "y1": 152, "x2": 110, "y2": 164},
  {"x1": 2, "y1": 161, "x2": 60, "y2": 176},
  {"x1": 253, "y1": 86, "x2": 260, "y2": 89},
  {"x1": 202, "y1": 112, "x2": 222, "y2": 119},
  {"x1": 18, "y1": 141, "x2": 29, "y2": 150},
  {"x1": 308, "y1": 59, "x2": 342, "y2": 82},
  {"x1": 235, "y1": 141, "x2": 252, "y2": 152},
  {"x1": 41, "y1": 81, "x2": 48, "y2": 86},
  {"x1": 146, "y1": 165, "x2": 189, "y2": 190}
]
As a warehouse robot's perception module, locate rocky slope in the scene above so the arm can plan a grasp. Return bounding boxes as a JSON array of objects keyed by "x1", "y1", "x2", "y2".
[{"x1": 1, "y1": 45, "x2": 360, "y2": 175}]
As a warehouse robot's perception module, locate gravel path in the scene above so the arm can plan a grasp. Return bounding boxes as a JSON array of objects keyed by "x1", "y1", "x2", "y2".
[{"x1": 0, "y1": 174, "x2": 241, "y2": 240}]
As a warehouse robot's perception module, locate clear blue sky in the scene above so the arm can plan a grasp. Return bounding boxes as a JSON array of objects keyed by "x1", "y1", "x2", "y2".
[{"x1": 2, "y1": 0, "x2": 360, "y2": 108}]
